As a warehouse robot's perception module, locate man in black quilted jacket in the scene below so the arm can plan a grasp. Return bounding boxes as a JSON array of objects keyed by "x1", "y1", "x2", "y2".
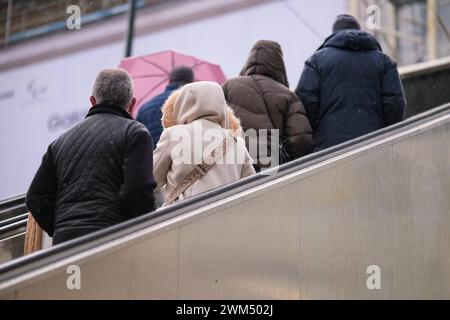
[{"x1": 26, "y1": 69, "x2": 156, "y2": 245}]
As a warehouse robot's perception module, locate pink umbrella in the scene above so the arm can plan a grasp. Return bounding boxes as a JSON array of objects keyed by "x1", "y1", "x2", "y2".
[{"x1": 119, "y1": 50, "x2": 227, "y2": 118}]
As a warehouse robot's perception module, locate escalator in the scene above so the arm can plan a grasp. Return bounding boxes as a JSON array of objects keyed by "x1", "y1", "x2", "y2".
[
  {"x1": 1, "y1": 56, "x2": 449, "y2": 261},
  {"x1": 0, "y1": 58, "x2": 450, "y2": 299},
  {"x1": 0, "y1": 102, "x2": 449, "y2": 299}
]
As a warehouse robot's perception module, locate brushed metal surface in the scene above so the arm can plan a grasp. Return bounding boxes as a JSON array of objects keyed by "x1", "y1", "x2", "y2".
[
  {"x1": 178, "y1": 182, "x2": 301, "y2": 299},
  {"x1": 1, "y1": 114, "x2": 450, "y2": 299},
  {"x1": 389, "y1": 122, "x2": 450, "y2": 299},
  {"x1": 14, "y1": 230, "x2": 179, "y2": 299},
  {"x1": 298, "y1": 145, "x2": 395, "y2": 299},
  {"x1": 0, "y1": 233, "x2": 25, "y2": 265}
]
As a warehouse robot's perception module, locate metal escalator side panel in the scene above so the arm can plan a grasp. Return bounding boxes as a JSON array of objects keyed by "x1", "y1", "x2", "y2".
[{"x1": 1, "y1": 107, "x2": 450, "y2": 298}]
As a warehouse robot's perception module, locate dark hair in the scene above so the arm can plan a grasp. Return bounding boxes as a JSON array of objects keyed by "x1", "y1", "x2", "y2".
[
  {"x1": 169, "y1": 66, "x2": 194, "y2": 85},
  {"x1": 333, "y1": 14, "x2": 361, "y2": 32}
]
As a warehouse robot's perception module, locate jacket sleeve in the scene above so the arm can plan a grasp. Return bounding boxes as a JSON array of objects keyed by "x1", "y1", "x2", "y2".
[
  {"x1": 120, "y1": 125, "x2": 156, "y2": 218},
  {"x1": 25, "y1": 146, "x2": 57, "y2": 236},
  {"x1": 241, "y1": 156, "x2": 256, "y2": 179},
  {"x1": 153, "y1": 129, "x2": 172, "y2": 190},
  {"x1": 382, "y1": 57, "x2": 407, "y2": 126},
  {"x1": 237, "y1": 137, "x2": 256, "y2": 178},
  {"x1": 296, "y1": 55, "x2": 321, "y2": 130},
  {"x1": 284, "y1": 94, "x2": 315, "y2": 159}
]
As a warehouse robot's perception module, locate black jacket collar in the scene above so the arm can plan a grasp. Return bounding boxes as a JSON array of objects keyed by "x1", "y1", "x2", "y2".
[{"x1": 86, "y1": 103, "x2": 133, "y2": 120}]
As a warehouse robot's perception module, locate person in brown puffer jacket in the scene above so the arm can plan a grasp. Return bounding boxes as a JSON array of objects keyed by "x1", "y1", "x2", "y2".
[{"x1": 222, "y1": 40, "x2": 314, "y2": 171}]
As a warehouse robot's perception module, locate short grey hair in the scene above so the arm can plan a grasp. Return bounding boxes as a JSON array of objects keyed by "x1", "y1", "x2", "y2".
[{"x1": 92, "y1": 68, "x2": 134, "y2": 109}]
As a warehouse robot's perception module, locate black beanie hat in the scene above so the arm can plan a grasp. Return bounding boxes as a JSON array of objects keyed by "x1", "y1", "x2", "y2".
[
  {"x1": 169, "y1": 66, "x2": 194, "y2": 84},
  {"x1": 333, "y1": 14, "x2": 361, "y2": 32}
]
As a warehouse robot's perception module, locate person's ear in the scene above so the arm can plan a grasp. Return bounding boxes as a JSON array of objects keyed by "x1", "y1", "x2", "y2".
[
  {"x1": 90, "y1": 96, "x2": 96, "y2": 107},
  {"x1": 128, "y1": 97, "x2": 137, "y2": 115}
]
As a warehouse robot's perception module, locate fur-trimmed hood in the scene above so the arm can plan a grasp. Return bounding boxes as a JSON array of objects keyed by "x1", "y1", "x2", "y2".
[
  {"x1": 153, "y1": 82, "x2": 255, "y2": 205},
  {"x1": 162, "y1": 82, "x2": 242, "y2": 135}
]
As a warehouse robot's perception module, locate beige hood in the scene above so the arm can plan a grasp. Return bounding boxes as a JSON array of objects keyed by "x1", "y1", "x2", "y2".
[
  {"x1": 162, "y1": 87, "x2": 242, "y2": 135},
  {"x1": 172, "y1": 81, "x2": 228, "y2": 128}
]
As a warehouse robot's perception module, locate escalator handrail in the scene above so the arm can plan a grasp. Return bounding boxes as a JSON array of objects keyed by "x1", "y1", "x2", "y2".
[
  {"x1": 0, "y1": 214, "x2": 28, "y2": 229},
  {"x1": 0, "y1": 220, "x2": 28, "y2": 240},
  {"x1": 0, "y1": 194, "x2": 25, "y2": 209},
  {"x1": 1, "y1": 103, "x2": 450, "y2": 284},
  {"x1": 0, "y1": 195, "x2": 26, "y2": 217}
]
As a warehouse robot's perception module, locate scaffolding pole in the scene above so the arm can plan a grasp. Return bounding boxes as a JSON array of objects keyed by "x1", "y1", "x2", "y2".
[
  {"x1": 427, "y1": 0, "x2": 438, "y2": 60},
  {"x1": 4, "y1": 0, "x2": 13, "y2": 47},
  {"x1": 349, "y1": 0, "x2": 359, "y2": 17},
  {"x1": 384, "y1": 1, "x2": 399, "y2": 61}
]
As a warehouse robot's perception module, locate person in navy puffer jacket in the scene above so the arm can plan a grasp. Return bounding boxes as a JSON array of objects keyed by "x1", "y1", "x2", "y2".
[
  {"x1": 137, "y1": 66, "x2": 194, "y2": 148},
  {"x1": 296, "y1": 14, "x2": 406, "y2": 152}
]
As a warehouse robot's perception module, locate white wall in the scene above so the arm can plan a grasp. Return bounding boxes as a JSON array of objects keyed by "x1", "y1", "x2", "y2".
[{"x1": 0, "y1": 0, "x2": 346, "y2": 199}]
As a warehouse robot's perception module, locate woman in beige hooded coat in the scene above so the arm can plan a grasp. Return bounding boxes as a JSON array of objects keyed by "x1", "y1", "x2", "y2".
[{"x1": 153, "y1": 81, "x2": 255, "y2": 205}]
